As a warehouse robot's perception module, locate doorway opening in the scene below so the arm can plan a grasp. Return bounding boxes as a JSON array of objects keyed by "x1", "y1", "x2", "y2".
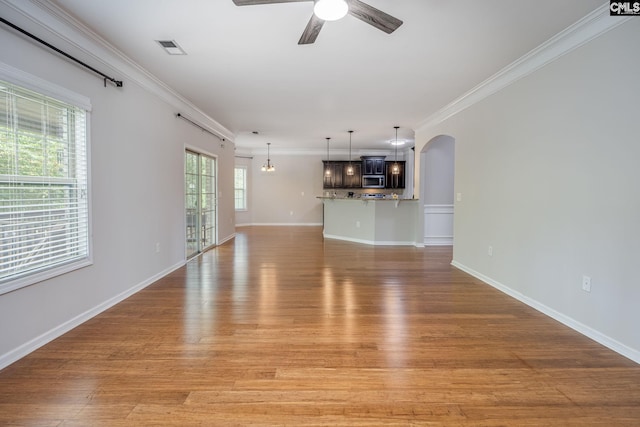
[{"x1": 420, "y1": 135, "x2": 455, "y2": 246}]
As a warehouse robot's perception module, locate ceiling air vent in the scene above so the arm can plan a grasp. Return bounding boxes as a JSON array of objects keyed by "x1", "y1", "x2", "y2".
[{"x1": 156, "y1": 40, "x2": 186, "y2": 55}]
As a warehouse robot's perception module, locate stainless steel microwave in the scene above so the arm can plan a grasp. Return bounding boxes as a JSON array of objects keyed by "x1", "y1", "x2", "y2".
[{"x1": 362, "y1": 175, "x2": 385, "y2": 188}]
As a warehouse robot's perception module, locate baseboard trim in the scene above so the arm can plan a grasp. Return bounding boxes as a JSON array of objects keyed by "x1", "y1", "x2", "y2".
[
  {"x1": 424, "y1": 237, "x2": 453, "y2": 246},
  {"x1": 0, "y1": 260, "x2": 185, "y2": 370},
  {"x1": 323, "y1": 233, "x2": 416, "y2": 247},
  {"x1": 243, "y1": 223, "x2": 323, "y2": 227},
  {"x1": 451, "y1": 260, "x2": 640, "y2": 365},
  {"x1": 218, "y1": 232, "x2": 236, "y2": 245}
]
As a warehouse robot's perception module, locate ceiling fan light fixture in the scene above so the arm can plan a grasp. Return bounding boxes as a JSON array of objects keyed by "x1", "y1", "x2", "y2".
[{"x1": 314, "y1": 0, "x2": 349, "y2": 21}]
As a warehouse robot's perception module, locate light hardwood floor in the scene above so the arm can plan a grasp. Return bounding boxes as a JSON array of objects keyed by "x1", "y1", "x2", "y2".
[{"x1": 1, "y1": 226, "x2": 639, "y2": 426}]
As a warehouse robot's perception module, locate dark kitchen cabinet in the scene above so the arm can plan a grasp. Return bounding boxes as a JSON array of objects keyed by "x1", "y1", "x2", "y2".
[
  {"x1": 385, "y1": 161, "x2": 406, "y2": 189},
  {"x1": 342, "y1": 162, "x2": 362, "y2": 188},
  {"x1": 322, "y1": 161, "x2": 362, "y2": 189},
  {"x1": 322, "y1": 161, "x2": 343, "y2": 189},
  {"x1": 361, "y1": 156, "x2": 386, "y2": 175}
]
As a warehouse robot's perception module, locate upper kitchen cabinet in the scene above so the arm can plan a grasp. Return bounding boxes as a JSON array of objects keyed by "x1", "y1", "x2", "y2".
[
  {"x1": 342, "y1": 162, "x2": 362, "y2": 188},
  {"x1": 324, "y1": 158, "x2": 405, "y2": 189},
  {"x1": 323, "y1": 161, "x2": 344, "y2": 189},
  {"x1": 385, "y1": 161, "x2": 406, "y2": 189},
  {"x1": 361, "y1": 156, "x2": 386, "y2": 175},
  {"x1": 323, "y1": 161, "x2": 362, "y2": 189}
]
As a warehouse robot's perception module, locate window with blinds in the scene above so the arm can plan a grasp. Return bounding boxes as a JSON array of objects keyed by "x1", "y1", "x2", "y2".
[
  {"x1": 234, "y1": 166, "x2": 247, "y2": 211},
  {"x1": 0, "y1": 79, "x2": 90, "y2": 294}
]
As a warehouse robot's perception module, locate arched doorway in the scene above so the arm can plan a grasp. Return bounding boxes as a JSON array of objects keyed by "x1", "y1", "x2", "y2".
[{"x1": 420, "y1": 135, "x2": 455, "y2": 246}]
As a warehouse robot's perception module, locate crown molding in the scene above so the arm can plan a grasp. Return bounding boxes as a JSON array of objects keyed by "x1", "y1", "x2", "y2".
[
  {"x1": 0, "y1": 0, "x2": 235, "y2": 142},
  {"x1": 415, "y1": 3, "x2": 631, "y2": 134},
  {"x1": 237, "y1": 147, "x2": 402, "y2": 158}
]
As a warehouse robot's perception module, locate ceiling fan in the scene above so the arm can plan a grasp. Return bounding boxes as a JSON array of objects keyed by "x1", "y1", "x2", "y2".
[{"x1": 231, "y1": 0, "x2": 403, "y2": 45}]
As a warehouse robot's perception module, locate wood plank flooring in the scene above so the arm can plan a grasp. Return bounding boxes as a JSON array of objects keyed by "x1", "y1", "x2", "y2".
[{"x1": 1, "y1": 226, "x2": 639, "y2": 426}]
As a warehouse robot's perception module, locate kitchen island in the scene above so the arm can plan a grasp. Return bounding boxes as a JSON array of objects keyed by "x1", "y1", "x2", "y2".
[{"x1": 318, "y1": 197, "x2": 419, "y2": 246}]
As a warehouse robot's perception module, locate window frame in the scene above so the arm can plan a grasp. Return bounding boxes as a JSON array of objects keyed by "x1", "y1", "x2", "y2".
[
  {"x1": 0, "y1": 62, "x2": 92, "y2": 295},
  {"x1": 234, "y1": 166, "x2": 247, "y2": 211}
]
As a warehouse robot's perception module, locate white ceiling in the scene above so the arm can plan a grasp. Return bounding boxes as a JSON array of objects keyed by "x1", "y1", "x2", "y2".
[{"x1": 49, "y1": 0, "x2": 603, "y2": 152}]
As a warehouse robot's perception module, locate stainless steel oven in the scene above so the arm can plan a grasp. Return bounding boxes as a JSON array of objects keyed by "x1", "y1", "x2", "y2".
[{"x1": 362, "y1": 175, "x2": 385, "y2": 188}]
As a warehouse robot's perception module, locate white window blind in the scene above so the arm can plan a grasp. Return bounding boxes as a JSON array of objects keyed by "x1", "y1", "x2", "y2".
[{"x1": 0, "y1": 79, "x2": 90, "y2": 293}]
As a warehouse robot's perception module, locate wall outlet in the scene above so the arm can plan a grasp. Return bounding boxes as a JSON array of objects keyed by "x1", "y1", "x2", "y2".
[
  {"x1": 457, "y1": 192, "x2": 462, "y2": 202},
  {"x1": 356, "y1": 220, "x2": 360, "y2": 228},
  {"x1": 582, "y1": 276, "x2": 591, "y2": 293},
  {"x1": 290, "y1": 211, "x2": 294, "y2": 216},
  {"x1": 155, "y1": 242, "x2": 160, "y2": 253},
  {"x1": 301, "y1": 191, "x2": 305, "y2": 197},
  {"x1": 488, "y1": 246, "x2": 493, "y2": 257}
]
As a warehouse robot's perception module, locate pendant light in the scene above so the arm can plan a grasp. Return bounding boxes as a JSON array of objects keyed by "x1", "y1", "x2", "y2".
[
  {"x1": 346, "y1": 130, "x2": 354, "y2": 176},
  {"x1": 392, "y1": 126, "x2": 400, "y2": 175},
  {"x1": 325, "y1": 137, "x2": 331, "y2": 176},
  {"x1": 314, "y1": 0, "x2": 349, "y2": 21},
  {"x1": 261, "y1": 142, "x2": 275, "y2": 172}
]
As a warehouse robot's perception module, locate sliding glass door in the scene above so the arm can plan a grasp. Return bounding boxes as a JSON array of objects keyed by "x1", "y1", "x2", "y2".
[{"x1": 185, "y1": 150, "x2": 216, "y2": 258}]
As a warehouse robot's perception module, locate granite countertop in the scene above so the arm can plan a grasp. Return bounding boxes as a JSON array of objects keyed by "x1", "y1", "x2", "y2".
[{"x1": 316, "y1": 196, "x2": 418, "y2": 201}]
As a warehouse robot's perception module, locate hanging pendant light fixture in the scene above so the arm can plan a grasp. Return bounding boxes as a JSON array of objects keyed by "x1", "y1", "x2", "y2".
[
  {"x1": 346, "y1": 130, "x2": 354, "y2": 176},
  {"x1": 314, "y1": 0, "x2": 349, "y2": 21},
  {"x1": 392, "y1": 126, "x2": 400, "y2": 175},
  {"x1": 261, "y1": 142, "x2": 275, "y2": 172},
  {"x1": 325, "y1": 137, "x2": 331, "y2": 176}
]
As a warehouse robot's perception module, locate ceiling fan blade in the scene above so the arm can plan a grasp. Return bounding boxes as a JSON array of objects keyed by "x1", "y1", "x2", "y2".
[
  {"x1": 298, "y1": 14, "x2": 324, "y2": 45},
  {"x1": 232, "y1": 0, "x2": 311, "y2": 5},
  {"x1": 347, "y1": 0, "x2": 403, "y2": 34}
]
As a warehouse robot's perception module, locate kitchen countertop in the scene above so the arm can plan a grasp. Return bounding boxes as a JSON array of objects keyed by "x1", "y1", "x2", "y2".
[{"x1": 316, "y1": 196, "x2": 418, "y2": 201}]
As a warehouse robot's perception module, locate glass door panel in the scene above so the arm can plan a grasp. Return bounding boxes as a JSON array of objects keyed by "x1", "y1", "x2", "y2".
[
  {"x1": 185, "y1": 150, "x2": 216, "y2": 258},
  {"x1": 200, "y1": 155, "x2": 216, "y2": 249},
  {"x1": 185, "y1": 151, "x2": 199, "y2": 258}
]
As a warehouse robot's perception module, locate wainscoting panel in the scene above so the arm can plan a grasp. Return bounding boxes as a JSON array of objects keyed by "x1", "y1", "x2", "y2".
[{"x1": 424, "y1": 204, "x2": 454, "y2": 246}]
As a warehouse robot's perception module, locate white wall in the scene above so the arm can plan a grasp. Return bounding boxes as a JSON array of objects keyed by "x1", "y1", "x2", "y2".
[
  {"x1": 415, "y1": 19, "x2": 640, "y2": 362},
  {"x1": 0, "y1": 5, "x2": 235, "y2": 367},
  {"x1": 241, "y1": 152, "x2": 325, "y2": 226},
  {"x1": 421, "y1": 136, "x2": 455, "y2": 205}
]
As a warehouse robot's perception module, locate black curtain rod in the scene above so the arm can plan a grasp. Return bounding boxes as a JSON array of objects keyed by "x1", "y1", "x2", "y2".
[
  {"x1": 0, "y1": 16, "x2": 123, "y2": 88},
  {"x1": 176, "y1": 113, "x2": 226, "y2": 143}
]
